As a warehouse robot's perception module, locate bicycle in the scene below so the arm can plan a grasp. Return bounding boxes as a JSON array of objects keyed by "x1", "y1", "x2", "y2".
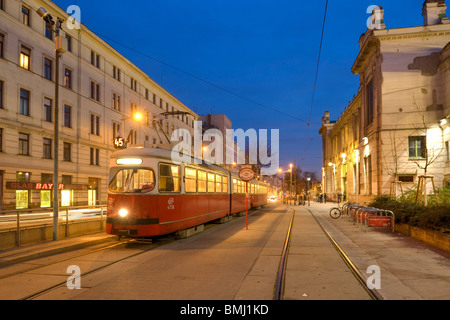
[{"x1": 329, "y1": 202, "x2": 343, "y2": 219}]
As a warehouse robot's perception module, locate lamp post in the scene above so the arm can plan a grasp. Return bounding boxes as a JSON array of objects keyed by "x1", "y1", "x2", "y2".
[
  {"x1": 328, "y1": 162, "x2": 336, "y2": 202},
  {"x1": 38, "y1": 8, "x2": 64, "y2": 241},
  {"x1": 307, "y1": 177, "x2": 311, "y2": 206}
]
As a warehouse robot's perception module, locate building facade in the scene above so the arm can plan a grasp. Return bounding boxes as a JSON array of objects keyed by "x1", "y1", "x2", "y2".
[
  {"x1": 320, "y1": 0, "x2": 450, "y2": 204},
  {"x1": 0, "y1": 0, "x2": 198, "y2": 210}
]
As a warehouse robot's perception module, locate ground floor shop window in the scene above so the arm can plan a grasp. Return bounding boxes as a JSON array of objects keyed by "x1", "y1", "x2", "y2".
[
  {"x1": 16, "y1": 190, "x2": 29, "y2": 209},
  {"x1": 41, "y1": 190, "x2": 51, "y2": 208},
  {"x1": 61, "y1": 190, "x2": 72, "y2": 207}
]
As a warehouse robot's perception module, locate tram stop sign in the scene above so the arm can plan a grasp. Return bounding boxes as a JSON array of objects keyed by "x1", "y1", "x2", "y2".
[{"x1": 239, "y1": 168, "x2": 255, "y2": 182}]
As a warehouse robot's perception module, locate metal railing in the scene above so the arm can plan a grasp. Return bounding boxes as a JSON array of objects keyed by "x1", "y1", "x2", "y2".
[{"x1": 0, "y1": 204, "x2": 106, "y2": 247}]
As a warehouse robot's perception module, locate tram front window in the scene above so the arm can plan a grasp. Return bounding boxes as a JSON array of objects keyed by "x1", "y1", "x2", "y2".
[{"x1": 109, "y1": 169, "x2": 155, "y2": 193}]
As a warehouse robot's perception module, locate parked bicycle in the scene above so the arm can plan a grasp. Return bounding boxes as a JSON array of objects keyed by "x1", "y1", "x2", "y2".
[{"x1": 329, "y1": 201, "x2": 343, "y2": 219}]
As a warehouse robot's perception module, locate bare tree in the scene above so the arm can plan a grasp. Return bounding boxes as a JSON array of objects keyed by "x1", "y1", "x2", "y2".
[{"x1": 411, "y1": 100, "x2": 443, "y2": 206}]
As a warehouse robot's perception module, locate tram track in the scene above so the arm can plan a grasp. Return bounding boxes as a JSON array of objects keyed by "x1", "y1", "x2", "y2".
[
  {"x1": 0, "y1": 236, "x2": 173, "y2": 300},
  {"x1": 20, "y1": 238, "x2": 169, "y2": 300},
  {"x1": 307, "y1": 208, "x2": 384, "y2": 300},
  {"x1": 274, "y1": 206, "x2": 384, "y2": 301}
]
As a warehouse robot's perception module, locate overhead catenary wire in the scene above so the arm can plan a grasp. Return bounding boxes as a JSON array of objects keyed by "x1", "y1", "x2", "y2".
[{"x1": 304, "y1": 0, "x2": 329, "y2": 152}]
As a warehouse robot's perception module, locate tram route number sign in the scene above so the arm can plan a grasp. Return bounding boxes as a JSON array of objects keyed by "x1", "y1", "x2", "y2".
[
  {"x1": 239, "y1": 168, "x2": 255, "y2": 182},
  {"x1": 114, "y1": 137, "x2": 127, "y2": 150}
]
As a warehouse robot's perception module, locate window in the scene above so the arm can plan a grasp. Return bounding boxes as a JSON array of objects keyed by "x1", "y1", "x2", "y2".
[
  {"x1": 130, "y1": 78, "x2": 137, "y2": 91},
  {"x1": 0, "y1": 80, "x2": 3, "y2": 109},
  {"x1": 113, "y1": 122, "x2": 121, "y2": 140},
  {"x1": 44, "y1": 58, "x2": 52, "y2": 81},
  {"x1": 18, "y1": 133, "x2": 29, "y2": 155},
  {"x1": 366, "y1": 80, "x2": 374, "y2": 125},
  {"x1": 223, "y1": 175, "x2": 228, "y2": 193},
  {"x1": 65, "y1": 35, "x2": 72, "y2": 52},
  {"x1": 112, "y1": 93, "x2": 121, "y2": 111},
  {"x1": 45, "y1": 22, "x2": 53, "y2": 40},
  {"x1": 90, "y1": 114, "x2": 100, "y2": 135},
  {"x1": 64, "y1": 105, "x2": 71, "y2": 128},
  {"x1": 207, "y1": 173, "x2": 215, "y2": 193},
  {"x1": 90, "y1": 50, "x2": 100, "y2": 67},
  {"x1": 63, "y1": 142, "x2": 71, "y2": 161},
  {"x1": 159, "y1": 164, "x2": 181, "y2": 192},
  {"x1": 198, "y1": 170, "x2": 207, "y2": 193},
  {"x1": 445, "y1": 141, "x2": 449, "y2": 162},
  {"x1": 20, "y1": 89, "x2": 30, "y2": 116},
  {"x1": 90, "y1": 148, "x2": 100, "y2": 166},
  {"x1": 0, "y1": 127, "x2": 3, "y2": 152},
  {"x1": 44, "y1": 97, "x2": 52, "y2": 122},
  {"x1": 0, "y1": 33, "x2": 4, "y2": 59},
  {"x1": 409, "y1": 136, "x2": 426, "y2": 159},
  {"x1": 64, "y1": 68, "x2": 72, "y2": 89},
  {"x1": 185, "y1": 167, "x2": 197, "y2": 193},
  {"x1": 90, "y1": 81, "x2": 100, "y2": 101},
  {"x1": 113, "y1": 66, "x2": 121, "y2": 82},
  {"x1": 43, "y1": 138, "x2": 52, "y2": 159},
  {"x1": 21, "y1": 6, "x2": 30, "y2": 26},
  {"x1": 109, "y1": 169, "x2": 155, "y2": 193},
  {"x1": 398, "y1": 175, "x2": 414, "y2": 183},
  {"x1": 215, "y1": 174, "x2": 223, "y2": 193},
  {"x1": 20, "y1": 45, "x2": 31, "y2": 70}
]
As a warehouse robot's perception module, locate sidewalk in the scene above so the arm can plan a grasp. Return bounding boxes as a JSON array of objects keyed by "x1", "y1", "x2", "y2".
[
  {"x1": 0, "y1": 233, "x2": 117, "y2": 268},
  {"x1": 305, "y1": 202, "x2": 450, "y2": 300}
]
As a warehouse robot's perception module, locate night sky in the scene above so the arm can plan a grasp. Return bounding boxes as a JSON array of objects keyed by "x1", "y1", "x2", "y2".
[{"x1": 53, "y1": 0, "x2": 427, "y2": 176}]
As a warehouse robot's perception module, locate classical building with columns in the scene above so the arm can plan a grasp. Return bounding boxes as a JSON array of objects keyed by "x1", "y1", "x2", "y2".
[
  {"x1": 0, "y1": 0, "x2": 198, "y2": 209},
  {"x1": 320, "y1": 0, "x2": 450, "y2": 205}
]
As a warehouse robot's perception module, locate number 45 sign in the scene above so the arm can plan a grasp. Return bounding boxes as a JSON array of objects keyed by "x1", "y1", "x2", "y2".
[{"x1": 114, "y1": 137, "x2": 127, "y2": 150}]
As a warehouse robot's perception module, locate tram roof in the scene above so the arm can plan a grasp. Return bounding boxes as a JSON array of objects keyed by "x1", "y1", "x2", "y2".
[{"x1": 112, "y1": 147, "x2": 267, "y2": 185}]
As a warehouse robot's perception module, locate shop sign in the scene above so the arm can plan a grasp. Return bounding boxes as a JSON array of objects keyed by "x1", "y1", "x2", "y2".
[{"x1": 6, "y1": 182, "x2": 88, "y2": 190}]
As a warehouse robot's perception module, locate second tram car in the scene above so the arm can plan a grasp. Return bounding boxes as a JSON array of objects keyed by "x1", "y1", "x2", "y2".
[{"x1": 106, "y1": 147, "x2": 268, "y2": 238}]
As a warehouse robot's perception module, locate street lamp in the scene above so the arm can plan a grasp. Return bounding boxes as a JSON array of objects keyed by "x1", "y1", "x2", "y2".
[
  {"x1": 38, "y1": 7, "x2": 65, "y2": 241},
  {"x1": 116, "y1": 112, "x2": 144, "y2": 149}
]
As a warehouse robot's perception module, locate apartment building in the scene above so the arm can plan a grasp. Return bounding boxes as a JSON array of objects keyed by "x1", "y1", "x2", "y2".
[
  {"x1": 320, "y1": 0, "x2": 450, "y2": 204},
  {"x1": 0, "y1": 0, "x2": 198, "y2": 209}
]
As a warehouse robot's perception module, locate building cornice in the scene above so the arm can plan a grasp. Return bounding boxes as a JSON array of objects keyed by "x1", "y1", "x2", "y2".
[{"x1": 352, "y1": 24, "x2": 450, "y2": 75}]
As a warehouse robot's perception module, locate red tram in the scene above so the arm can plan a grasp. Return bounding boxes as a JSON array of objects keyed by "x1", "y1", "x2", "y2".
[{"x1": 106, "y1": 147, "x2": 268, "y2": 237}]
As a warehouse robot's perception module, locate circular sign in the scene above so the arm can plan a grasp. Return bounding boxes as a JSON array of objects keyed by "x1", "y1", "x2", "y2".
[{"x1": 239, "y1": 168, "x2": 255, "y2": 182}]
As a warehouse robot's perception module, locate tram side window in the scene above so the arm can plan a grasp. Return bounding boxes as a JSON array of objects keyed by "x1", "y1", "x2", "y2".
[
  {"x1": 159, "y1": 163, "x2": 181, "y2": 192},
  {"x1": 238, "y1": 180, "x2": 243, "y2": 194},
  {"x1": 185, "y1": 167, "x2": 197, "y2": 193},
  {"x1": 198, "y1": 170, "x2": 207, "y2": 193},
  {"x1": 215, "y1": 174, "x2": 222, "y2": 193},
  {"x1": 233, "y1": 179, "x2": 238, "y2": 193},
  {"x1": 222, "y1": 175, "x2": 228, "y2": 193},
  {"x1": 207, "y1": 173, "x2": 215, "y2": 193}
]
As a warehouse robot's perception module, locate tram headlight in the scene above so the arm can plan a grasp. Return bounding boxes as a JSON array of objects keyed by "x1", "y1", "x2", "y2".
[{"x1": 119, "y1": 209, "x2": 128, "y2": 218}]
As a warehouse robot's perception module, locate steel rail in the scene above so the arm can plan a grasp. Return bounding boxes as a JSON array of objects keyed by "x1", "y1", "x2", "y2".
[
  {"x1": 20, "y1": 238, "x2": 168, "y2": 300},
  {"x1": 308, "y1": 209, "x2": 384, "y2": 301},
  {"x1": 273, "y1": 208, "x2": 295, "y2": 300}
]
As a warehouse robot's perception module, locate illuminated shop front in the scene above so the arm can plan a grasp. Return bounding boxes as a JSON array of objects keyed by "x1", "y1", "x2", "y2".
[{"x1": 6, "y1": 181, "x2": 88, "y2": 209}]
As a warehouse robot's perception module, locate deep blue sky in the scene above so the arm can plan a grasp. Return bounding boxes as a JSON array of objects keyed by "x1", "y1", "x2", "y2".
[{"x1": 54, "y1": 0, "x2": 427, "y2": 176}]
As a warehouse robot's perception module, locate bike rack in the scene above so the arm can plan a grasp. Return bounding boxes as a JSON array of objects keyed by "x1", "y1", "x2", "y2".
[
  {"x1": 364, "y1": 210, "x2": 395, "y2": 233},
  {"x1": 338, "y1": 204, "x2": 395, "y2": 233}
]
